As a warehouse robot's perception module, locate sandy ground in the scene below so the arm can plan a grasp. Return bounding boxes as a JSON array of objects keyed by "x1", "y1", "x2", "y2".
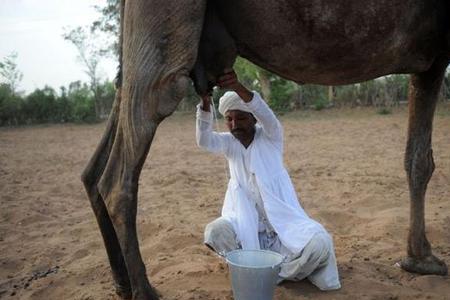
[{"x1": 0, "y1": 105, "x2": 449, "y2": 300}]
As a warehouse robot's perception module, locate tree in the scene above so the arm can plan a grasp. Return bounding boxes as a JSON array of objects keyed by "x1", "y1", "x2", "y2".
[
  {"x1": 234, "y1": 57, "x2": 327, "y2": 110},
  {"x1": 67, "y1": 80, "x2": 96, "y2": 122},
  {"x1": 0, "y1": 83, "x2": 23, "y2": 125},
  {"x1": 234, "y1": 57, "x2": 273, "y2": 102},
  {"x1": 0, "y1": 52, "x2": 23, "y2": 96},
  {"x1": 91, "y1": 0, "x2": 121, "y2": 59},
  {"x1": 23, "y1": 86, "x2": 58, "y2": 123},
  {"x1": 63, "y1": 26, "x2": 109, "y2": 119},
  {"x1": 95, "y1": 80, "x2": 116, "y2": 118}
]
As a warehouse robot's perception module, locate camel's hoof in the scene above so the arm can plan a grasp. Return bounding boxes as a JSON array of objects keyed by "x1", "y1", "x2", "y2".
[
  {"x1": 400, "y1": 255, "x2": 448, "y2": 276},
  {"x1": 115, "y1": 284, "x2": 132, "y2": 300},
  {"x1": 131, "y1": 286, "x2": 160, "y2": 300}
]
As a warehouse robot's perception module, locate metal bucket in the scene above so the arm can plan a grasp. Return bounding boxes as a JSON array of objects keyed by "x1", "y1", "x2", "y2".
[{"x1": 225, "y1": 249, "x2": 284, "y2": 300}]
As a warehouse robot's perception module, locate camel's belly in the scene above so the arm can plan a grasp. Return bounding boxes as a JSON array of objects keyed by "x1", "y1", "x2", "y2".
[{"x1": 217, "y1": 0, "x2": 448, "y2": 85}]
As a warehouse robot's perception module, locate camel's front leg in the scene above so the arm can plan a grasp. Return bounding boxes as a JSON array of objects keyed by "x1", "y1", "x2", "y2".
[
  {"x1": 401, "y1": 56, "x2": 449, "y2": 276},
  {"x1": 99, "y1": 73, "x2": 194, "y2": 300},
  {"x1": 82, "y1": 89, "x2": 133, "y2": 299},
  {"x1": 95, "y1": 1, "x2": 206, "y2": 299}
]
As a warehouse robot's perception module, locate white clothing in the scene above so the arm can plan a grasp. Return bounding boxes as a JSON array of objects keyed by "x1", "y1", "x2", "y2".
[
  {"x1": 196, "y1": 91, "x2": 340, "y2": 290},
  {"x1": 204, "y1": 217, "x2": 341, "y2": 290},
  {"x1": 243, "y1": 138, "x2": 275, "y2": 234}
]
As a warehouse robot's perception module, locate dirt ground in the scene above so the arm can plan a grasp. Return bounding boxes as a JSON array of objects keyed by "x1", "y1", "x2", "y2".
[{"x1": 1, "y1": 105, "x2": 449, "y2": 300}]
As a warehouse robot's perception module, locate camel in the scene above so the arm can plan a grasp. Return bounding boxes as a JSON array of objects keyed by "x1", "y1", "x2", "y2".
[{"x1": 81, "y1": 0, "x2": 450, "y2": 299}]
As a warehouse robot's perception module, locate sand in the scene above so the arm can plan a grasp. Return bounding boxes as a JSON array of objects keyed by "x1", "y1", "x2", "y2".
[{"x1": 0, "y1": 105, "x2": 449, "y2": 300}]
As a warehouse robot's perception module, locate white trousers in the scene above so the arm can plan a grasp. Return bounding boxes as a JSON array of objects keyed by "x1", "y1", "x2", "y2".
[{"x1": 204, "y1": 217, "x2": 341, "y2": 290}]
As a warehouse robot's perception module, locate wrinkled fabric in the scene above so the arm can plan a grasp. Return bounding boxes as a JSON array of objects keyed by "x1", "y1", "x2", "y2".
[
  {"x1": 204, "y1": 218, "x2": 240, "y2": 256},
  {"x1": 204, "y1": 217, "x2": 341, "y2": 290},
  {"x1": 196, "y1": 91, "x2": 340, "y2": 290}
]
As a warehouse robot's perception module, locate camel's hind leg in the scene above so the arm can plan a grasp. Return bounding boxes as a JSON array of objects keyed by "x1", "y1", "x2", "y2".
[
  {"x1": 82, "y1": 89, "x2": 132, "y2": 299},
  {"x1": 93, "y1": 1, "x2": 206, "y2": 299},
  {"x1": 401, "y1": 55, "x2": 449, "y2": 275}
]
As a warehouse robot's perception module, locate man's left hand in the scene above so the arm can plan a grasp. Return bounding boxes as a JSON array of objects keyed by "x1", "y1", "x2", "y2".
[
  {"x1": 217, "y1": 69, "x2": 240, "y2": 90},
  {"x1": 216, "y1": 68, "x2": 253, "y2": 102}
]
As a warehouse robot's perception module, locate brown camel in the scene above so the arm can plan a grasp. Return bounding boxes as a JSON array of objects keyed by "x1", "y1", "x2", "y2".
[{"x1": 81, "y1": 0, "x2": 450, "y2": 299}]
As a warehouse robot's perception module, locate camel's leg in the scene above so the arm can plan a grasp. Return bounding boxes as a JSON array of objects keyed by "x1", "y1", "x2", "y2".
[
  {"x1": 81, "y1": 1, "x2": 132, "y2": 297},
  {"x1": 400, "y1": 55, "x2": 449, "y2": 276},
  {"x1": 82, "y1": 89, "x2": 133, "y2": 299},
  {"x1": 95, "y1": 1, "x2": 206, "y2": 299}
]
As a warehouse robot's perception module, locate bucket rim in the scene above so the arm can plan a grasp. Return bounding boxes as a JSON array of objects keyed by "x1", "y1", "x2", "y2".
[{"x1": 225, "y1": 249, "x2": 284, "y2": 269}]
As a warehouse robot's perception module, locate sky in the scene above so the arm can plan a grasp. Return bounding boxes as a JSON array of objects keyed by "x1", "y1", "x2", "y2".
[{"x1": 0, "y1": 0, "x2": 117, "y2": 94}]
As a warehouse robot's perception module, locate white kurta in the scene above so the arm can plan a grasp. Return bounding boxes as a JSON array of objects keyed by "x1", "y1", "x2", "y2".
[{"x1": 196, "y1": 91, "x2": 328, "y2": 253}]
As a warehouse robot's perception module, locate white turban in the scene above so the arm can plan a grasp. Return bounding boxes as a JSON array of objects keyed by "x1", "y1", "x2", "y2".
[{"x1": 218, "y1": 91, "x2": 253, "y2": 116}]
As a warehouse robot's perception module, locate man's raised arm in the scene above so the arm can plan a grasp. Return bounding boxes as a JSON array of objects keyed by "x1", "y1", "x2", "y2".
[
  {"x1": 196, "y1": 95, "x2": 229, "y2": 154},
  {"x1": 217, "y1": 69, "x2": 283, "y2": 142}
]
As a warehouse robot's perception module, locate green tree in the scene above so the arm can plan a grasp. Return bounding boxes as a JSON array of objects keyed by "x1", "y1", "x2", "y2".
[
  {"x1": 0, "y1": 83, "x2": 23, "y2": 125},
  {"x1": 63, "y1": 27, "x2": 110, "y2": 119},
  {"x1": 383, "y1": 75, "x2": 409, "y2": 105},
  {"x1": 91, "y1": 0, "x2": 121, "y2": 58},
  {"x1": 0, "y1": 52, "x2": 23, "y2": 96},
  {"x1": 298, "y1": 85, "x2": 329, "y2": 110},
  {"x1": 334, "y1": 84, "x2": 359, "y2": 107},
  {"x1": 95, "y1": 80, "x2": 116, "y2": 118},
  {"x1": 67, "y1": 81, "x2": 96, "y2": 122},
  {"x1": 55, "y1": 86, "x2": 74, "y2": 123},
  {"x1": 23, "y1": 86, "x2": 58, "y2": 123},
  {"x1": 234, "y1": 57, "x2": 274, "y2": 102},
  {"x1": 234, "y1": 57, "x2": 330, "y2": 111}
]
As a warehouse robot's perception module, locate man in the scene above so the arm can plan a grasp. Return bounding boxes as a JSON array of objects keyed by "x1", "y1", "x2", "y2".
[{"x1": 196, "y1": 69, "x2": 341, "y2": 290}]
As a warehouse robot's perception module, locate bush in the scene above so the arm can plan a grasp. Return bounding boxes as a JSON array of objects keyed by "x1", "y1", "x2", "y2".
[
  {"x1": 55, "y1": 89, "x2": 74, "y2": 123},
  {"x1": 312, "y1": 98, "x2": 328, "y2": 111},
  {"x1": 0, "y1": 81, "x2": 112, "y2": 126},
  {"x1": 269, "y1": 78, "x2": 297, "y2": 111},
  {"x1": 23, "y1": 86, "x2": 59, "y2": 123},
  {"x1": 95, "y1": 80, "x2": 116, "y2": 119},
  {"x1": 298, "y1": 85, "x2": 328, "y2": 110},
  {"x1": 0, "y1": 84, "x2": 24, "y2": 125},
  {"x1": 67, "y1": 81, "x2": 96, "y2": 122},
  {"x1": 334, "y1": 85, "x2": 359, "y2": 107},
  {"x1": 377, "y1": 107, "x2": 391, "y2": 115}
]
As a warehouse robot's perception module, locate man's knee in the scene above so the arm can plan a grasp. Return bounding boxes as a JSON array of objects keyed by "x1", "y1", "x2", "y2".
[
  {"x1": 204, "y1": 218, "x2": 234, "y2": 242},
  {"x1": 305, "y1": 233, "x2": 332, "y2": 266},
  {"x1": 306, "y1": 233, "x2": 341, "y2": 291},
  {"x1": 204, "y1": 217, "x2": 238, "y2": 254}
]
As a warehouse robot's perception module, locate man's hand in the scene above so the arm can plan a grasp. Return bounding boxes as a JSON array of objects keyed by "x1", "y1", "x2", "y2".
[
  {"x1": 200, "y1": 94, "x2": 211, "y2": 112},
  {"x1": 217, "y1": 68, "x2": 241, "y2": 91},
  {"x1": 217, "y1": 68, "x2": 253, "y2": 102}
]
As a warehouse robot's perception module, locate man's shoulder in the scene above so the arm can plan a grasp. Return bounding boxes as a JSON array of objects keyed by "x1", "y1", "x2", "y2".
[{"x1": 255, "y1": 125, "x2": 282, "y2": 140}]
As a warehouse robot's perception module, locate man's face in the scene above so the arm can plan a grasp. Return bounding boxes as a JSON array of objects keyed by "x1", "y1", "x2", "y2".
[{"x1": 225, "y1": 110, "x2": 256, "y2": 141}]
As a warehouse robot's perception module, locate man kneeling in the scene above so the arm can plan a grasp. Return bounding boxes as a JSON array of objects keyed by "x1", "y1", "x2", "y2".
[{"x1": 196, "y1": 69, "x2": 341, "y2": 291}]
